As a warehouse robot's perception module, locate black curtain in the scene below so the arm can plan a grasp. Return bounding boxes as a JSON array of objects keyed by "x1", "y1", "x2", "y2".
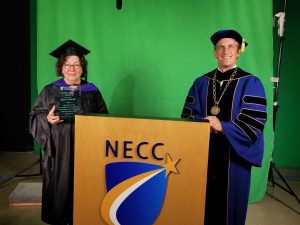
[{"x1": 0, "y1": 1, "x2": 32, "y2": 151}]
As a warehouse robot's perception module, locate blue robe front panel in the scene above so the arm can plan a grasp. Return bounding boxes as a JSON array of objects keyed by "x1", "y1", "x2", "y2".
[{"x1": 182, "y1": 67, "x2": 267, "y2": 225}]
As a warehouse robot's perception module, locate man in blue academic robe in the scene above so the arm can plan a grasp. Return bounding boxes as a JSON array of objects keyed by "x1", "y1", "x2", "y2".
[{"x1": 181, "y1": 29, "x2": 267, "y2": 225}]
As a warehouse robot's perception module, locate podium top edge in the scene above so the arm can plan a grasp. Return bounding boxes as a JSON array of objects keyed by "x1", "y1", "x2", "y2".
[{"x1": 75, "y1": 114, "x2": 209, "y2": 123}]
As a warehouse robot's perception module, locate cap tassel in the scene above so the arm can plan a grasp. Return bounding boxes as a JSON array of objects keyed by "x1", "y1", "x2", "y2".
[{"x1": 241, "y1": 39, "x2": 246, "y2": 53}]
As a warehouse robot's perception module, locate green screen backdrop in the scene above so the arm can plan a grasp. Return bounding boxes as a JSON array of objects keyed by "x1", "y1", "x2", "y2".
[
  {"x1": 33, "y1": 0, "x2": 273, "y2": 202},
  {"x1": 272, "y1": 0, "x2": 300, "y2": 168}
]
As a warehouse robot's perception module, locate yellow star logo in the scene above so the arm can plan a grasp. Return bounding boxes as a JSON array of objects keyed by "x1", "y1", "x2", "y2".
[{"x1": 164, "y1": 153, "x2": 180, "y2": 177}]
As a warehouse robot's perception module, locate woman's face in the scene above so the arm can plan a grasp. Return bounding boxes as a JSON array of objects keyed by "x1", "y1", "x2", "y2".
[{"x1": 62, "y1": 55, "x2": 83, "y2": 85}]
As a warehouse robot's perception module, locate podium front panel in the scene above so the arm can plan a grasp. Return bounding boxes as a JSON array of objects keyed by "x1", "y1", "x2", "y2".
[{"x1": 74, "y1": 115, "x2": 210, "y2": 225}]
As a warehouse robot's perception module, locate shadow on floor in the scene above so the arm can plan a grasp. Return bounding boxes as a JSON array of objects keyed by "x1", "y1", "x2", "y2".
[{"x1": 0, "y1": 151, "x2": 299, "y2": 225}]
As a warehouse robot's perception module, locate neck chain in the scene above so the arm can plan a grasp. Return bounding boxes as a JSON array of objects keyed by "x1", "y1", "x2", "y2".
[{"x1": 210, "y1": 68, "x2": 237, "y2": 116}]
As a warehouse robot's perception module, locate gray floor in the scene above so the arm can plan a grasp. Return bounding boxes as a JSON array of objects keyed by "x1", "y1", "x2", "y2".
[{"x1": 0, "y1": 151, "x2": 299, "y2": 225}]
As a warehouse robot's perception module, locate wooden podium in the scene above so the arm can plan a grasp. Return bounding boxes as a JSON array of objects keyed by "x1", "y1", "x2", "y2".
[{"x1": 73, "y1": 115, "x2": 210, "y2": 225}]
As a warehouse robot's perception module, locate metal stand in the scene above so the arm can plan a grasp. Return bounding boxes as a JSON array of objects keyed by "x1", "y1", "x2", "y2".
[
  {"x1": 0, "y1": 148, "x2": 42, "y2": 188},
  {"x1": 15, "y1": 148, "x2": 43, "y2": 178},
  {"x1": 269, "y1": 0, "x2": 300, "y2": 205},
  {"x1": 268, "y1": 161, "x2": 300, "y2": 204}
]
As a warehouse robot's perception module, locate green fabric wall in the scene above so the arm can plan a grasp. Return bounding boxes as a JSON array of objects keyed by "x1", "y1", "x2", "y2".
[
  {"x1": 272, "y1": 0, "x2": 300, "y2": 168},
  {"x1": 33, "y1": 0, "x2": 273, "y2": 202}
]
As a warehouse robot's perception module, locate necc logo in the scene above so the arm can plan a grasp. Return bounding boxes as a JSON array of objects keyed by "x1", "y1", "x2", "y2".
[{"x1": 101, "y1": 140, "x2": 180, "y2": 225}]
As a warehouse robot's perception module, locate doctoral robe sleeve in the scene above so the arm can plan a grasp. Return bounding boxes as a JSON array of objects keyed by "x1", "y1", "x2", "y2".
[
  {"x1": 29, "y1": 86, "x2": 52, "y2": 150},
  {"x1": 181, "y1": 78, "x2": 208, "y2": 120},
  {"x1": 95, "y1": 90, "x2": 109, "y2": 114},
  {"x1": 221, "y1": 76, "x2": 267, "y2": 166}
]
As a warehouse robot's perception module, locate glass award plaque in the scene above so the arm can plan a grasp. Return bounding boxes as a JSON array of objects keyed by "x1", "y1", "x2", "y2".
[{"x1": 56, "y1": 85, "x2": 81, "y2": 121}]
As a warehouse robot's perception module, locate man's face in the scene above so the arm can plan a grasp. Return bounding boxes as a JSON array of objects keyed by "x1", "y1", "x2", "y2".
[{"x1": 214, "y1": 38, "x2": 241, "y2": 71}]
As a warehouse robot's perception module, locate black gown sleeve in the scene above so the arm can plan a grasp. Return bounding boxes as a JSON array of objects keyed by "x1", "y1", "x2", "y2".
[
  {"x1": 29, "y1": 85, "x2": 54, "y2": 150},
  {"x1": 95, "y1": 89, "x2": 109, "y2": 114}
]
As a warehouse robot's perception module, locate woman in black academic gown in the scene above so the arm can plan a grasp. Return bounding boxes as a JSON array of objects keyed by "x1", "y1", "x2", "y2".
[{"x1": 30, "y1": 40, "x2": 108, "y2": 225}]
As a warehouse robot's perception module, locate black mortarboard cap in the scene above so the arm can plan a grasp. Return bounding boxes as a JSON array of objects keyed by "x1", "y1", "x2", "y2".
[
  {"x1": 210, "y1": 29, "x2": 248, "y2": 47},
  {"x1": 49, "y1": 39, "x2": 90, "y2": 58}
]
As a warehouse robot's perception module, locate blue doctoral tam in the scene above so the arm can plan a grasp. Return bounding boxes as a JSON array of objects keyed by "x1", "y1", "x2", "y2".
[{"x1": 210, "y1": 29, "x2": 248, "y2": 47}]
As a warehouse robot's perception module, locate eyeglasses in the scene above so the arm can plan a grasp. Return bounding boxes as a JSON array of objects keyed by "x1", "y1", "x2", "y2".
[{"x1": 63, "y1": 63, "x2": 82, "y2": 70}]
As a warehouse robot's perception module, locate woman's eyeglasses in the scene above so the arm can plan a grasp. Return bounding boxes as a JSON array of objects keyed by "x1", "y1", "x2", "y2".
[{"x1": 63, "y1": 64, "x2": 82, "y2": 70}]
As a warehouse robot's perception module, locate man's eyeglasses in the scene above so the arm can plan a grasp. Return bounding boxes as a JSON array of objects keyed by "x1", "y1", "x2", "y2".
[{"x1": 63, "y1": 64, "x2": 82, "y2": 70}]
